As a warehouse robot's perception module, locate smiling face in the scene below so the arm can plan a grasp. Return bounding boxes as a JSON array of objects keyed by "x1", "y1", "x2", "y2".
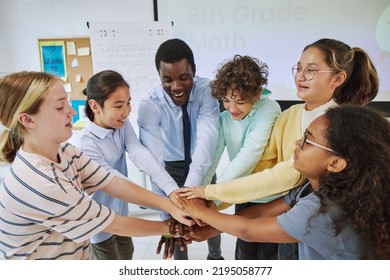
[
  {"x1": 294, "y1": 46, "x2": 339, "y2": 110},
  {"x1": 222, "y1": 88, "x2": 257, "y2": 120},
  {"x1": 91, "y1": 85, "x2": 131, "y2": 129},
  {"x1": 158, "y1": 58, "x2": 195, "y2": 106}
]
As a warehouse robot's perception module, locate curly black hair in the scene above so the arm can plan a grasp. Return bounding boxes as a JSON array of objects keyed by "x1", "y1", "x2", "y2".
[
  {"x1": 316, "y1": 104, "x2": 390, "y2": 259},
  {"x1": 210, "y1": 55, "x2": 268, "y2": 101}
]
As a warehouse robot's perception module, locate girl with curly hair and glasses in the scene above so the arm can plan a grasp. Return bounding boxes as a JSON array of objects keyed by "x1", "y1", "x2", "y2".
[
  {"x1": 180, "y1": 105, "x2": 390, "y2": 260},
  {"x1": 178, "y1": 38, "x2": 379, "y2": 259}
]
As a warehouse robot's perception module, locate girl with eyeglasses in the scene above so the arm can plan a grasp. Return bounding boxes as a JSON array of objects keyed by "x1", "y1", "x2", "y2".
[
  {"x1": 179, "y1": 105, "x2": 390, "y2": 260},
  {"x1": 177, "y1": 38, "x2": 379, "y2": 259}
]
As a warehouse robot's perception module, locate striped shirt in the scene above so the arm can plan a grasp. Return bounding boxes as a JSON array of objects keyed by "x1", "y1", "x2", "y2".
[{"x1": 0, "y1": 143, "x2": 115, "y2": 260}]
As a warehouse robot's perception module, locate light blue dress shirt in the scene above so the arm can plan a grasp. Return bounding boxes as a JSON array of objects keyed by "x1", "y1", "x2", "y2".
[
  {"x1": 81, "y1": 119, "x2": 178, "y2": 243},
  {"x1": 137, "y1": 76, "x2": 220, "y2": 196},
  {"x1": 201, "y1": 93, "x2": 281, "y2": 203}
]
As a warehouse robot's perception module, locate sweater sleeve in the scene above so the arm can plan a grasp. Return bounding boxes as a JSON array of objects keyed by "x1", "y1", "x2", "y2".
[
  {"x1": 205, "y1": 157, "x2": 303, "y2": 203},
  {"x1": 205, "y1": 104, "x2": 304, "y2": 203}
]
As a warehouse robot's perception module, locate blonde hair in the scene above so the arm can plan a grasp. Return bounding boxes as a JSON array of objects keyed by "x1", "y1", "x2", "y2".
[{"x1": 0, "y1": 71, "x2": 60, "y2": 163}]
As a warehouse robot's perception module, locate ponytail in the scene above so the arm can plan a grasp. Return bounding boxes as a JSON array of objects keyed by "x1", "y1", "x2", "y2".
[{"x1": 333, "y1": 47, "x2": 379, "y2": 105}]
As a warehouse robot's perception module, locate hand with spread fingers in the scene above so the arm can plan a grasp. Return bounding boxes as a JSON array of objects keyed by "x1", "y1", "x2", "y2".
[
  {"x1": 155, "y1": 218, "x2": 193, "y2": 258},
  {"x1": 156, "y1": 235, "x2": 177, "y2": 259}
]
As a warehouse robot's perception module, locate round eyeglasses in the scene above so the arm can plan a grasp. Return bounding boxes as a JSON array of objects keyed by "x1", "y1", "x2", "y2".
[
  {"x1": 292, "y1": 64, "x2": 335, "y2": 81},
  {"x1": 301, "y1": 129, "x2": 336, "y2": 154}
]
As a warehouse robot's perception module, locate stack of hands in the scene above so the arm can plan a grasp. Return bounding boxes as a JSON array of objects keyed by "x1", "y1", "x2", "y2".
[{"x1": 157, "y1": 186, "x2": 218, "y2": 259}]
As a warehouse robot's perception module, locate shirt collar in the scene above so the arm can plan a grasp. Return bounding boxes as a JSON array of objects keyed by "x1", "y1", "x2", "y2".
[
  {"x1": 303, "y1": 99, "x2": 338, "y2": 115},
  {"x1": 86, "y1": 120, "x2": 114, "y2": 139}
]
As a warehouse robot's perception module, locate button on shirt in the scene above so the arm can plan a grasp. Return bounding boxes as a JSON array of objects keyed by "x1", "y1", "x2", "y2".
[
  {"x1": 81, "y1": 119, "x2": 178, "y2": 243},
  {"x1": 137, "y1": 76, "x2": 220, "y2": 196}
]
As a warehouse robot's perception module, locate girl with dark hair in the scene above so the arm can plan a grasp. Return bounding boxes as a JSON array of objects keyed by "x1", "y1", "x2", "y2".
[
  {"x1": 81, "y1": 70, "x2": 184, "y2": 260},
  {"x1": 0, "y1": 71, "x2": 191, "y2": 260},
  {"x1": 178, "y1": 38, "x2": 379, "y2": 259},
  {"x1": 179, "y1": 105, "x2": 390, "y2": 260}
]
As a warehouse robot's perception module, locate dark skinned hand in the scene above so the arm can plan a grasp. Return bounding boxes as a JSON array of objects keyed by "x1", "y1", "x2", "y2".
[
  {"x1": 156, "y1": 236, "x2": 187, "y2": 259},
  {"x1": 155, "y1": 218, "x2": 193, "y2": 258},
  {"x1": 155, "y1": 235, "x2": 175, "y2": 259},
  {"x1": 184, "y1": 224, "x2": 221, "y2": 242}
]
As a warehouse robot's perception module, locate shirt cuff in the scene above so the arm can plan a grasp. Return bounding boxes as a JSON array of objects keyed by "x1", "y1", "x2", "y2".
[{"x1": 161, "y1": 182, "x2": 180, "y2": 197}]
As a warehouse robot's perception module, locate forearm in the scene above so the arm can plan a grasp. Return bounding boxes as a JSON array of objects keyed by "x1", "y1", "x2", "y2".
[
  {"x1": 129, "y1": 141, "x2": 179, "y2": 196},
  {"x1": 235, "y1": 197, "x2": 289, "y2": 219},
  {"x1": 205, "y1": 158, "x2": 302, "y2": 203},
  {"x1": 194, "y1": 206, "x2": 294, "y2": 243},
  {"x1": 105, "y1": 177, "x2": 172, "y2": 213},
  {"x1": 104, "y1": 214, "x2": 170, "y2": 237}
]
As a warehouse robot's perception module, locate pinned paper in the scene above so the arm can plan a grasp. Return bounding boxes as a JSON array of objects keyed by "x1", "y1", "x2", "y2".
[
  {"x1": 39, "y1": 40, "x2": 67, "y2": 81},
  {"x1": 66, "y1": 42, "x2": 76, "y2": 55},
  {"x1": 77, "y1": 47, "x2": 90, "y2": 56},
  {"x1": 64, "y1": 82, "x2": 72, "y2": 93},
  {"x1": 71, "y1": 58, "x2": 79, "y2": 67},
  {"x1": 75, "y1": 74, "x2": 81, "y2": 83}
]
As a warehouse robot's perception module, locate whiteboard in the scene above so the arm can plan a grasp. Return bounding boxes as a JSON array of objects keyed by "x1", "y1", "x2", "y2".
[{"x1": 89, "y1": 21, "x2": 172, "y2": 125}]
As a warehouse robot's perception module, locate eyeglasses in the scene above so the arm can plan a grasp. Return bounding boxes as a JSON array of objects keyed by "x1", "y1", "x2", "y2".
[
  {"x1": 291, "y1": 64, "x2": 335, "y2": 81},
  {"x1": 301, "y1": 129, "x2": 336, "y2": 153}
]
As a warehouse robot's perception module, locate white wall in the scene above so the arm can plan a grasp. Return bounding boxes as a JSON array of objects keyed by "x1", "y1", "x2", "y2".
[
  {"x1": 159, "y1": 0, "x2": 390, "y2": 101},
  {"x1": 0, "y1": 0, "x2": 154, "y2": 74},
  {"x1": 1, "y1": 0, "x2": 389, "y2": 101}
]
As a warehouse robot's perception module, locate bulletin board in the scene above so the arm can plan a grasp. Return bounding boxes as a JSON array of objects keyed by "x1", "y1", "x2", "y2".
[{"x1": 38, "y1": 37, "x2": 93, "y2": 101}]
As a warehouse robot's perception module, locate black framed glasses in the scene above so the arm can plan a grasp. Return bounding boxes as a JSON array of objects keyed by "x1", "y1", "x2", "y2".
[
  {"x1": 292, "y1": 64, "x2": 335, "y2": 81},
  {"x1": 301, "y1": 129, "x2": 336, "y2": 153}
]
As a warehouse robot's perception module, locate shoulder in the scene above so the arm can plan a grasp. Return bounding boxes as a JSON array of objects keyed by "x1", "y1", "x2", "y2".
[
  {"x1": 282, "y1": 103, "x2": 304, "y2": 114},
  {"x1": 276, "y1": 104, "x2": 303, "y2": 122},
  {"x1": 140, "y1": 86, "x2": 165, "y2": 106},
  {"x1": 193, "y1": 76, "x2": 212, "y2": 93},
  {"x1": 278, "y1": 192, "x2": 320, "y2": 227},
  {"x1": 194, "y1": 76, "x2": 211, "y2": 85},
  {"x1": 256, "y1": 97, "x2": 282, "y2": 113},
  {"x1": 61, "y1": 142, "x2": 83, "y2": 157}
]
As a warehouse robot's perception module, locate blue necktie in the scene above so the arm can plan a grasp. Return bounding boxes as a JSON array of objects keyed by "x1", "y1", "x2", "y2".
[{"x1": 182, "y1": 104, "x2": 191, "y2": 178}]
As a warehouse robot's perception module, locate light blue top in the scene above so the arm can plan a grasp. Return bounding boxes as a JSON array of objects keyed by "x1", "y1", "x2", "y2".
[
  {"x1": 137, "y1": 76, "x2": 220, "y2": 195},
  {"x1": 202, "y1": 93, "x2": 281, "y2": 203},
  {"x1": 277, "y1": 183, "x2": 361, "y2": 260},
  {"x1": 81, "y1": 119, "x2": 178, "y2": 243}
]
